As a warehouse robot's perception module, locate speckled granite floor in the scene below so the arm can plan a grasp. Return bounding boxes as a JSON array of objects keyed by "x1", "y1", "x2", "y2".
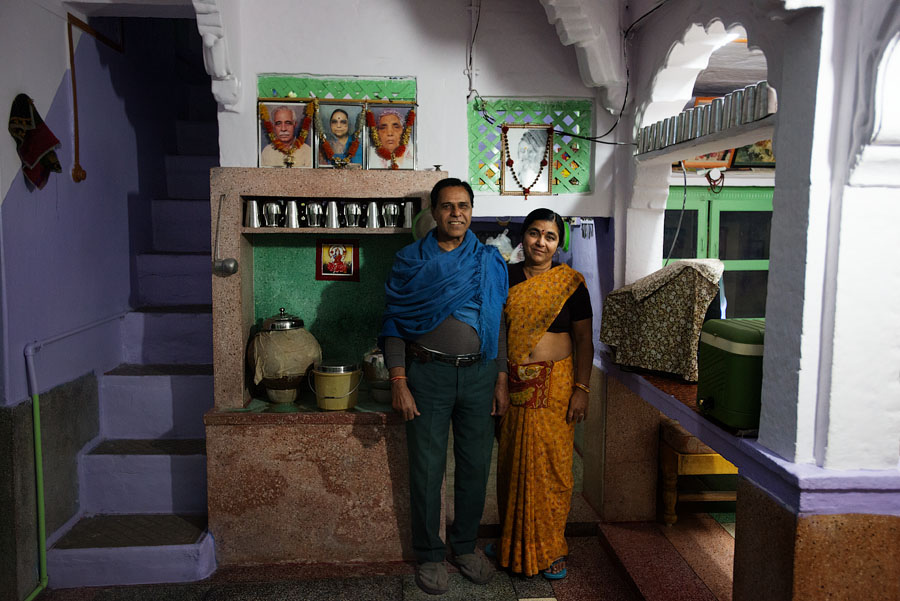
[{"x1": 35, "y1": 535, "x2": 639, "y2": 601}]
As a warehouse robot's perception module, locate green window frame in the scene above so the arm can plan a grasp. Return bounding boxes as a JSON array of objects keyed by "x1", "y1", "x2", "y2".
[{"x1": 664, "y1": 186, "x2": 773, "y2": 317}]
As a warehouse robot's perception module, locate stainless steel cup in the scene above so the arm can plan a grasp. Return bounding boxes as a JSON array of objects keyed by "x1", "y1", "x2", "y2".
[
  {"x1": 648, "y1": 123, "x2": 658, "y2": 151},
  {"x1": 722, "y1": 94, "x2": 733, "y2": 130},
  {"x1": 263, "y1": 202, "x2": 282, "y2": 227},
  {"x1": 732, "y1": 89, "x2": 744, "y2": 126},
  {"x1": 285, "y1": 200, "x2": 300, "y2": 228},
  {"x1": 325, "y1": 200, "x2": 340, "y2": 229},
  {"x1": 244, "y1": 200, "x2": 261, "y2": 228},
  {"x1": 700, "y1": 104, "x2": 711, "y2": 136},
  {"x1": 660, "y1": 118, "x2": 671, "y2": 148},
  {"x1": 305, "y1": 202, "x2": 323, "y2": 227},
  {"x1": 666, "y1": 117, "x2": 677, "y2": 146},
  {"x1": 675, "y1": 113, "x2": 685, "y2": 144},
  {"x1": 382, "y1": 202, "x2": 400, "y2": 227},
  {"x1": 344, "y1": 202, "x2": 362, "y2": 227},
  {"x1": 403, "y1": 201, "x2": 416, "y2": 228},
  {"x1": 693, "y1": 107, "x2": 704, "y2": 139},
  {"x1": 684, "y1": 108, "x2": 696, "y2": 141},
  {"x1": 710, "y1": 97, "x2": 724, "y2": 133},
  {"x1": 755, "y1": 81, "x2": 770, "y2": 120},
  {"x1": 365, "y1": 202, "x2": 381, "y2": 228},
  {"x1": 743, "y1": 85, "x2": 756, "y2": 124}
]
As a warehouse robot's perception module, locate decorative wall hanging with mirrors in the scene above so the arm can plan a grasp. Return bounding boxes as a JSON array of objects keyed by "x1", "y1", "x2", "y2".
[{"x1": 500, "y1": 123, "x2": 553, "y2": 196}]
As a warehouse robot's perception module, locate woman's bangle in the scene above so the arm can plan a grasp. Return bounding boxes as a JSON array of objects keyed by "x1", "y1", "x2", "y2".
[
  {"x1": 573, "y1": 382, "x2": 590, "y2": 394},
  {"x1": 390, "y1": 375, "x2": 408, "y2": 383}
]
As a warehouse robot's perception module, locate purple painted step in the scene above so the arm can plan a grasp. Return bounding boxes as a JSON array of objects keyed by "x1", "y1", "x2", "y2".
[
  {"x1": 81, "y1": 439, "x2": 207, "y2": 514},
  {"x1": 175, "y1": 120, "x2": 219, "y2": 156},
  {"x1": 100, "y1": 364, "x2": 214, "y2": 439},
  {"x1": 123, "y1": 308, "x2": 212, "y2": 365},
  {"x1": 48, "y1": 528, "x2": 215, "y2": 588},
  {"x1": 136, "y1": 252, "x2": 212, "y2": 306},
  {"x1": 151, "y1": 199, "x2": 211, "y2": 253},
  {"x1": 165, "y1": 155, "x2": 218, "y2": 199}
]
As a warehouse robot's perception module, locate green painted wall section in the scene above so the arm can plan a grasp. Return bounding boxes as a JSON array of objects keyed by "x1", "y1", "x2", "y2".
[
  {"x1": 257, "y1": 75, "x2": 416, "y2": 101},
  {"x1": 253, "y1": 235, "x2": 411, "y2": 364}
]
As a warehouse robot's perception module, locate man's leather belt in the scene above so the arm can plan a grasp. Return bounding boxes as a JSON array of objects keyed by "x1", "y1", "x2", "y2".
[{"x1": 408, "y1": 343, "x2": 482, "y2": 367}]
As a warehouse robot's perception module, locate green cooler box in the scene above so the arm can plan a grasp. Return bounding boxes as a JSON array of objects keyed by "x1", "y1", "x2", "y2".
[{"x1": 697, "y1": 319, "x2": 765, "y2": 430}]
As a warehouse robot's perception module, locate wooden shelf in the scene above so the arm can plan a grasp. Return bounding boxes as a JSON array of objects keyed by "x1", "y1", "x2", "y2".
[{"x1": 241, "y1": 227, "x2": 411, "y2": 235}]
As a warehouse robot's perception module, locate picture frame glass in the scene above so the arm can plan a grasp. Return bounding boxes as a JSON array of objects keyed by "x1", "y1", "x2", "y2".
[
  {"x1": 315, "y1": 102, "x2": 366, "y2": 169},
  {"x1": 366, "y1": 104, "x2": 416, "y2": 170},
  {"x1": 501, "y1": 124, "x2": 553, "y2": 195},
  {"x1": 315, "y1": 239, "x2": 360, "y2": 282},
  {"x1": 258, "y1": 101, "x2": 314, "y2": 169}
]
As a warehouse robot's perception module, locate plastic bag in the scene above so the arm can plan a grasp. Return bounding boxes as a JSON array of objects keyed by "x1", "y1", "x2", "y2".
[
  {"x1": 508, "y1": 243, "x2": 525, "y2": 264},
  {"x1": 485, "y1": 229, "x2": 514, "y2": 262}
]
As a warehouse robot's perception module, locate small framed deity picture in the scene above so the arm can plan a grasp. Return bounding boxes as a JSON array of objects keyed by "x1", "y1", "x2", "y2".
[
  {"x1": 366, "y1": 103, "x2": 416, "y2": 170},
  {"x1": 500, "y1": 124, "x2": 553, "y2": 196},
  {"x1": 314, "y1": 101, "x2": 366, "y2": 169},
  {"x1": 257, "y1": 100, "x2": 315, "y2": 169},
  {"x1": 315, "y1": 239, "x2": 360, "y2": 282}
]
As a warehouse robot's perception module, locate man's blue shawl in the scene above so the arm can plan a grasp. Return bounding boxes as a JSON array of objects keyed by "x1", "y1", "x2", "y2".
[{"x1": 380, "y1": 229, "x2": 508, "y2": 360}]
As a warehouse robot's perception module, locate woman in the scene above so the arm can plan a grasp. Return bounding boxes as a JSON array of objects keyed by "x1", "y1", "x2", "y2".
[
  {"x1": 319, "y1": 108, "x2": 362, "y2": 166},
  {"x1": 493, "y1": 208, "x2": 593, "y2": 579},
  {"x1": 368, "y1": 108, "x2": 415, "y2": 168}
]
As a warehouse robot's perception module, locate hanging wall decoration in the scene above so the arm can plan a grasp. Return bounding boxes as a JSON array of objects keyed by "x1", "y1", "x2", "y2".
[
  {"x1": 8, "y1": 94, "x2": 62, "y2": 190},
  {"x1": 500, "y1": 123, "x2": 553, "y2": 198},
  {"x1": 314, "y1": 101, "x2": 365, "y2": 169},
  {"x1": 366, "y1": 103, "x2": 416, "y2": 170},
  {"x1": 258, "y1": 100, "x2": 315, "y2": 168}
]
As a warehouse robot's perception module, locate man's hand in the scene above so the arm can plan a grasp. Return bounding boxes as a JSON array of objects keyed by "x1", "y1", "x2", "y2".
[
  {"x1": 391, "y1": 376, "x2": 420, "y2": 421},
  {"x1": 492, "y1": 372, "x2": 509, "y2": 417}
]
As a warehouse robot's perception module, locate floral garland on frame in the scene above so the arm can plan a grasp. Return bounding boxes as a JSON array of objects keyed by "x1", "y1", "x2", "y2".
[
  {"x1": 259, "y1": 102, "x2": 314, "y2": 167},
  {"x1": 502, "y1": 125, "x2": 552, "y2": 199},
  {"x1": 366, "y1": 108, "x2": 416, "y2": 170},
  {"x1": 316, "y1": 102, "x2": 364, "y2": 168}
]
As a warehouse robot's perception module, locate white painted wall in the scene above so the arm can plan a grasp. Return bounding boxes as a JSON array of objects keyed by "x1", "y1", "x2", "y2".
[
  {"x1": 211, "y1": 0, "x2": 614, "y2": 218},
  {"x1": 0, "y1": 0, "x2": 79, "y2": 203}
]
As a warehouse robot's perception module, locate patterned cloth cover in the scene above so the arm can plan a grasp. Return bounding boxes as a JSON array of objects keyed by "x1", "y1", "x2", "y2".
[{"x1": 600, "y1": 259, "x2": 723, "y2": 381}]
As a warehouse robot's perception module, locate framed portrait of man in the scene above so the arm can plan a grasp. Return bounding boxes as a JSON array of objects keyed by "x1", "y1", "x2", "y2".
[
  {"x1": 501, "y1": 124, "x2": 553, "y2": 196},
  {"x1": 314, "y1": 101, "x2": 366, "y2": 169},
  {"x1": 366, "y1": 103, "x2": 416, "y2": 170},
  {"x1": 257, "y1": 100, "x2": 314, "y2": 168}
]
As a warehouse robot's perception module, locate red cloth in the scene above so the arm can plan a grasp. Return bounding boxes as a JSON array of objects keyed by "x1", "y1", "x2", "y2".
[{"x1": 8, "y1": 94, "x2": 61, "y2": 189}]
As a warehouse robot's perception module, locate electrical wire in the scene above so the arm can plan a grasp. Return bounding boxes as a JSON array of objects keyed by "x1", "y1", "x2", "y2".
[{"x1": 664, "y1": 160, "x2": 689, "y2": 266}]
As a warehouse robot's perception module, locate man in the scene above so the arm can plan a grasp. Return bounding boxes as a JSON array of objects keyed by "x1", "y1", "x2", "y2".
[
  {"x1": 380, "y1": 178, "x2": 509, "y2": 595},
  {"x1": 260, "y1": 105, "x2": 312, "y2": 168},
  {"x1": 368, "y1": 108, "x2": 414, "y2": 168}
]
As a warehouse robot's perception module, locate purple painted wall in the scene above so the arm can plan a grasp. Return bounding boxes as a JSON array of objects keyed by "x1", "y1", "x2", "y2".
[{"x1": 1, "y1": 21, "x2": 181, "y2": 405}]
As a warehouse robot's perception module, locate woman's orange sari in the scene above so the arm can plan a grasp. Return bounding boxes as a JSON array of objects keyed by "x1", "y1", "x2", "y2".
[{"x1": 497, "y1": 264, "x2": 584, "y2": 576}]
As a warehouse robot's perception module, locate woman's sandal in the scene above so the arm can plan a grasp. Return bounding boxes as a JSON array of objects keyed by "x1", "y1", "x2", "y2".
[{"x1": 541, "y1": 557, "x2": 567, "y2": 580}]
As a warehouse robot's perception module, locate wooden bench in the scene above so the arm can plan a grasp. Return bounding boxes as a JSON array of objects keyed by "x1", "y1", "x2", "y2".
[{"x1": 659, "y1": 417, "x2": 738, "y2": 525}]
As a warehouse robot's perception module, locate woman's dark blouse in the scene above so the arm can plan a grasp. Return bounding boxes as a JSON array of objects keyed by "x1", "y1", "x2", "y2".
[{"x1": 507, "y1": 263, "x2": 592, "y2": 332}]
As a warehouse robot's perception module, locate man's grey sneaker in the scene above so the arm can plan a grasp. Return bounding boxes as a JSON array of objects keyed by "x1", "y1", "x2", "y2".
[
  {"x1": 450, "y1": 552, "x2": 494, "y2": 585},
  {"x1": 415, "y1": 561, "x2": 450, "y2": 595}
]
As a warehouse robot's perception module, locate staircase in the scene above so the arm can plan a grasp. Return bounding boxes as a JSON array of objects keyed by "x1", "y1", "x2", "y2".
[{"x1": 46, "y1": 22, "x2": 220, "y2": 587}]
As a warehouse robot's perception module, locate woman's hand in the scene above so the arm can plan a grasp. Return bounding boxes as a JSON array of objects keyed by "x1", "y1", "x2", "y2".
[
  {"x1": 492, "y1": 372, "x2": 509, "y2": 417},
  {"x1": 566, "y1": 387, "x2": 589, "y2": 423}
]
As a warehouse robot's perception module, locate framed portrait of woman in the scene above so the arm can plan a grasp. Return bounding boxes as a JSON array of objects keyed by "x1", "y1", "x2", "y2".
[
  {"x1": 500, "y1": 124, "x2": 553, "y2": 196},
  {"x1": 366, "y1": 103, "x2": 416, "y2": 170},
  {"x1": 257, "y1": 100, "x2": 314, "y2": 169},
  {"x1": 314, "y1": 101, "x2": 366, "y2": 169}
]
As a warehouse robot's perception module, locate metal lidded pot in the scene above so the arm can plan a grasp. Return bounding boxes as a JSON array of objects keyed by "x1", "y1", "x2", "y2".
[{"x1": 247, "y1": 308, "x2": 322, "y2": 408}]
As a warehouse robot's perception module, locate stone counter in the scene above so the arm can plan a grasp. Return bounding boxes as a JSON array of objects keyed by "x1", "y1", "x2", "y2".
[{"x1": 205, "y1": 402, "x2": 412, "y2": 566}]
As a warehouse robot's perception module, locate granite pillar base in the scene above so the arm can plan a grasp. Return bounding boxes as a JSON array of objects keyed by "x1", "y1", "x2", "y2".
[{"x1": 734, "y1": 477, "x2": 900, "y2": 601}]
